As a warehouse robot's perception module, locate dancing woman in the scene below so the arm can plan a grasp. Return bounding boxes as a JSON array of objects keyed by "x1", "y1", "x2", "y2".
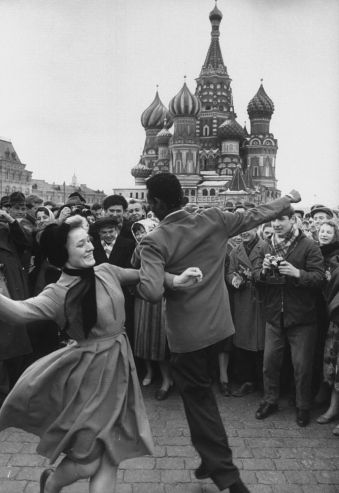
[{"x1": 0, "y1": 215, "x2": 201, "y2": 493}]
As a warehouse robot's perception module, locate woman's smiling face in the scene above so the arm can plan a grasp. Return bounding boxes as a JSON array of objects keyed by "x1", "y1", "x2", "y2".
[
  {"x1": 65, "y1": 227, "x2": 95, "y2": 269},
  {"x1": 318, "y1": 224, "x2": 335, "y2": 245}
]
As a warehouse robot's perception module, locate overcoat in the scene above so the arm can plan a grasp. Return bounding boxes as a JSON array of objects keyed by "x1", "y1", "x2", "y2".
[
  {"x1": 0, "y1": 221, "x2": 32, "y2": 360},
  {"x1": 226, "y1": 238, "x2": 266, "y2": 351}
]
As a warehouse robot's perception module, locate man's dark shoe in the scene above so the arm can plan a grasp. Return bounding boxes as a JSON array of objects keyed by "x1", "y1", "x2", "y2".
[
  {"x1": 229, "y1": 478, "x2": 250, "y2": 492},
  {"x1": 219, "y1": 381, "x2": 231, "y2": 397},
  {"x1": 255, "y1": 402, "x2": 278, "y2": 420},
  {"x1": 194, "y1": 462, "x2": 209, "y2": 480},
  {"x1": 296, "y1": 408, "x2": 310, "y2": 427},
  {"x1": 232, "y1": 382, "x2": 255, "y2": 397}
]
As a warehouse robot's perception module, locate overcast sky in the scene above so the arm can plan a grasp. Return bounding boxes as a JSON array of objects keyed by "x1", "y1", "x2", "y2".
[{"x1": 0, "y1": 0, "x2": 338, "y2": 208}]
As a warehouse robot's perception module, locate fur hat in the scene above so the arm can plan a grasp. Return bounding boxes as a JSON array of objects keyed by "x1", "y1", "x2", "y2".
[{"x1": 9, "y1": 191, "x2": 26, "y2": 206}]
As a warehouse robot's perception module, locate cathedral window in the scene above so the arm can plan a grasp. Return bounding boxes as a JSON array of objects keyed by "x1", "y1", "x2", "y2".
[
  {"x1": 210, "y1": 189, "x2": 216, "y2": 196},
  {"x1": 136, "y1": 192, "x2": 139, "y2": 199},
  {"x1": 203, "y1": 125, "x2": 210, "y2": 137},
  {"x1": 253, "y1": 166, "x2": 259, "y2": 177},
  {"x1": 205, "y1": 105, "x2": 211, "y2": 110},
  {"x1": 251, "y1": 156, "x2": 260, "y2": 167},
  {"x1": 191, "y1": 189, "x2": 196, "y2": 196},
  {"x1": 202, "y1": 189, "x2": 208, "y2": 196}
]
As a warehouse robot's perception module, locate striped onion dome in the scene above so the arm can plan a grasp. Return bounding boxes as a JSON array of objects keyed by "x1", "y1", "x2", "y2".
[
  {"x1": 169, "y1": 83, "x2": 201, "y2": 118},
  {"x1": 247, "y1": 84, "x2": 274, "y2": 119},
  {"x1": 141, "y1": 91, "x2": 173, "y2": 130},
  {"x1": 218, "y1": 118, "x2": 246, "y2": 140},
  {"x1": 131, "y1": 160, "x2": 152, "y2": 179}
]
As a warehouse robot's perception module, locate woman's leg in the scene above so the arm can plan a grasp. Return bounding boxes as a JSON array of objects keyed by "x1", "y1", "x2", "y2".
[
  {"x1": 89, "y1": 453, "x2": 117, "y2": 493},
  {"x1": 218, "y1": 352, "x2": 230, "y2": 383},
  {"x1": 44, "y1": 456, "x2": 100, "y2": 493},
  {"x1": 159, "y1": 361, "x2": 173, "y2": 391},
  {"x1": 142, "y1": 360, "x2": 153, "y2": 386},
  {"x1": 320, "y1": 388, "x2": 339, "y2": 419}
]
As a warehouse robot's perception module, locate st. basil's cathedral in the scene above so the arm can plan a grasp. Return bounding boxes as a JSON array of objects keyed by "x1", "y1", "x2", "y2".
[{"x1": 126, "y1": 3, "x2": 281, "y2": 208}]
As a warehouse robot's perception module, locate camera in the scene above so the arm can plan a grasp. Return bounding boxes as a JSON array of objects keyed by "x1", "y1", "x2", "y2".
[{"x1": 264, "y1": 254, "x2": 286, "y2": 285}]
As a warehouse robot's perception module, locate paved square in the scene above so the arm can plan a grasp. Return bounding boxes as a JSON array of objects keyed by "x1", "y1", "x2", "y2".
[{"x1": 0, "y1": 387, "x2": 338, "y2": 492}]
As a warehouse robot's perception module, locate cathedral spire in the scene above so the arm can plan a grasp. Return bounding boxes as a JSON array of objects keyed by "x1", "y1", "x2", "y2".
[{"x1": 200, "y1": 1, "x2": 227, "y2": 76}]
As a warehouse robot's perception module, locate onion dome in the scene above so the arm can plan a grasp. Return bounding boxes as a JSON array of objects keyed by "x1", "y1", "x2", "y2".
[
  {"x1": 218, "y1": 118, "x2": 246, "y2": 141},
  {"x1": 209, "y1": 2, "x2": 223, "y2": 22},
  {"x1": 156, "y1": 123, "x2": 172, "y2": 146},
  {"x1": 169, "y1": 82, "x2": 201, "y2": 118},
  {"x1": 141, "y1": 91, "x2": 173, "y2": 130},
  {"x1": 247, "y1": 84, "x2": 274, "y2": 119},
  {"x1": 131, "y1": 160, "x2": 152, "y2": 179}
]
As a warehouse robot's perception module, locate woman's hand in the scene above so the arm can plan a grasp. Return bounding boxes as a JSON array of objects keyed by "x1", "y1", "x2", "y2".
[{"x1": 173, "y1": 267, "x2": 203, "y2": 289}]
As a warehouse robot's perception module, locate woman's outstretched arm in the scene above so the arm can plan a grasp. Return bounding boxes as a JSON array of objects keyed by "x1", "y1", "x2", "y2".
[{"x1": 0, "y1": 288, "x2": 61, "y2": 325}]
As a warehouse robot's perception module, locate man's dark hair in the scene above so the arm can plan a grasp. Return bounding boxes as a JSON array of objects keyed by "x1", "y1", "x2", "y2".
[
  {"x1": 91, "y1": 202, "x2": 102, "y2": 211},
  {"x1": 146, "y1": 173, "x2": 184, "y2": 209},
  {"x1": 103, "y1": 194, "x2": 128, "y2": 211},
  {"x1": 277, "y1": 206, "x2": 295, "y2": 220}
]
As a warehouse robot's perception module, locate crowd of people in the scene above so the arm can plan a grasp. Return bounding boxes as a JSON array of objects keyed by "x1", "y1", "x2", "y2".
[{"x1": 0, "y1": 177, "x2": 338, "y2": 492}]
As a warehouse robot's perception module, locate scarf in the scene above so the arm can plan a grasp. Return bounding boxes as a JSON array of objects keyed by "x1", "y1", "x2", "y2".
[
  {"x1": 63, "y1": 267, "x2": 97, "y2": 340},
  {"x1": 271, "y1": 225, "x2": 299, "y2": 259}
]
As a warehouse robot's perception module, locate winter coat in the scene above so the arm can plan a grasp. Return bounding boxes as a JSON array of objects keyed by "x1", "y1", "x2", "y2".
[
  {"x1": 226, "y1": 238, "x2": 266, "y2": 351},
  {"x1": 0, "y1": 221, "x2": 32, "y2": 359},
  {"x1": 253, "y1": 231, "x2": 324, "y2": 329}
]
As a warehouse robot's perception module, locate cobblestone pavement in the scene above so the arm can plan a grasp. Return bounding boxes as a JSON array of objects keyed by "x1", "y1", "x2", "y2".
[{"x1": 0, "y1": 386, "x2": 338, "y2": 493}]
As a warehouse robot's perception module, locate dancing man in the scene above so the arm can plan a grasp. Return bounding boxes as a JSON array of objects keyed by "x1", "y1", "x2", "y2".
[{"x1": 137, "y1": 172, "x2": 301, "y2": 493}]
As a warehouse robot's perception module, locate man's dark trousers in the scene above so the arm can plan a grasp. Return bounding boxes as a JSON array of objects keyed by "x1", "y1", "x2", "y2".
[{"x1": 170, "y1": 341, "x2": 239, "y2": 490}]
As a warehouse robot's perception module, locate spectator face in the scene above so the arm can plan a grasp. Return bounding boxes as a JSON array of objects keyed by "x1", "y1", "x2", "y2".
[
  {"x1": 308, "y1": 217, "x2": 316, "y2": 232},
  {"x1": 313, "y1": 212, "x2": 329, "y2": 231},
  {"x1": 9, "y1": 203, "x2": 27, "y2": 220},
  {"x1": 36, "y1": 210, "x2": 51, "y2": 230},
  {"x1": 133, "y1": 225, "x2": 147, "y2": 243},
  {"x1": 318, "y1": 224, "x2": 335, "y2": 245},
  {"x1": 127, "y1": 203, "x2": 145, "y2": 223},
  {"x1": 272, "y1": 215, "x2": 295, "y2": 238},
  {"x1": 262, "y1": 226, "x2": 274, "y2": 240},
  {"x1": 241, "y1": 228, "x2": 257, "y2": 243},
  {"x1": 105, "y1": 205, "x2": 124, "y2": 225},
  {"x1": 92, "y1": 207, "x2": 104, "y2": 219},
  {"x1": 98, "y1": 226, "x2": 118, "y2": 245}
]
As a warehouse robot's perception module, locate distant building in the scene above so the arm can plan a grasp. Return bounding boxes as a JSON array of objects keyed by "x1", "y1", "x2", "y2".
[
  {"x1": 114, "y1": 4, "x2": 281, "y2": 208},
  {"x1": 0, "y1": 137, "x2": 105, "y2": 205},
  {"x1": 0, "y1": 138, "x2": 32, "y2": 197},
  {"x1": 31, "y1": 177, "x2": 106, "y2": 206}
]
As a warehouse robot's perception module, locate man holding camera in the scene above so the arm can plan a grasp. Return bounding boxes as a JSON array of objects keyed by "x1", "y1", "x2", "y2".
[{"x1": 253, "y1": 207, "x2": 324, "y2": 426}]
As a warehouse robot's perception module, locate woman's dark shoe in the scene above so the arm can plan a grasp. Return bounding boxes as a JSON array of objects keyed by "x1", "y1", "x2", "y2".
[
  {"x1": 218, "y1": 381, "x2": 231, "y2": 397},
  {"x1": 255, "y1": 402, "x2": 278, "y2": 420},
  {"x1": 316, "y1": 413, "x2": 339, "y2": 424},
  {"x1": 232, "y1": 382, "x2": 255, "y2": 397},
  {"x1": 155, "y1": 385, "x2": 173, "y2": 401},
  {"x1": 296, "y1": 409, "x2": 310, "y2": 427},
  {"x1": 40, "y1": 468, "x2": 54, "y2": 493},
  {"x1": 194, "y1": 462, "x2": 209, "y2": 480}
]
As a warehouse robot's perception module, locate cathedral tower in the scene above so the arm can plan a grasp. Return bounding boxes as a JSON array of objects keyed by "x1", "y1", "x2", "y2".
[
  {"x1": 168, "y1": 82, "x2": 201, "y2": 196},
  {"x1": 245, "y1": 83, "x2": 279, "y2": 201},
  {"x1": 195, "y1": 3, "x2": 235, "y2": 153}
]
